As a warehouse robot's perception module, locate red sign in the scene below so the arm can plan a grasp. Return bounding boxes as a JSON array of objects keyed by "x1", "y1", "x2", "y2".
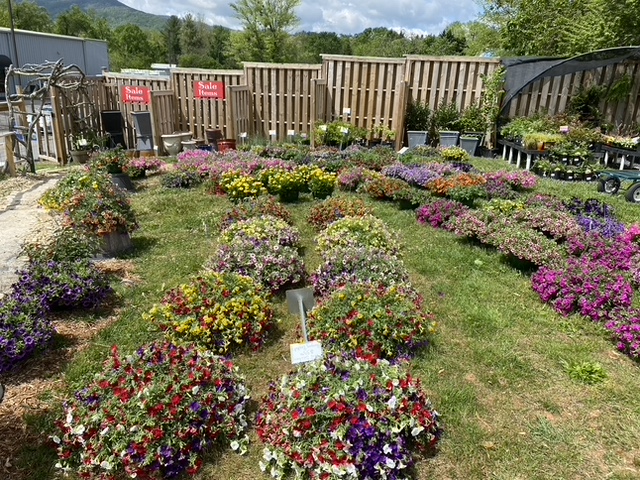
[
  {"x1": 122, "y1": 86, "x2": 151, "y2": 104},
  {"x1": 194, "y1": 81, "x2": 225, "y2": 100}
]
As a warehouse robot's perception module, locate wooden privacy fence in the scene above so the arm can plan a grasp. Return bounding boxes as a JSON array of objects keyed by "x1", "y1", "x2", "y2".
[{"x1": 45, "y1": 54, "x2": 640, "y2": 163}]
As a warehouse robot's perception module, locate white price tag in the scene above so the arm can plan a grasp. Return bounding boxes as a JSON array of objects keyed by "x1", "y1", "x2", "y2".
[
  {"x1": 287, "y1": 129, "x2": 295, "y2": 136},
  {"x1": 343, "y1": 107, "x2": 351, "y2": 115},
  {"x1": 269, "y1": 129, "x2": 277, "y2": 136},
  {"x1": 290, "y1": 341, "x2": 323, "y2": 365},
  {"x1": 239, "y1": 132, "x2": 248, "y2": 138},
  {"x1": 340, "y1": 126, "x2": 349, "y2": 134}
]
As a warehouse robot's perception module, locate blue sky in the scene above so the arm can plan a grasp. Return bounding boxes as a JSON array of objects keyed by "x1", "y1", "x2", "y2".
[{"x1": 119, "y1": 0, "x2": 483, "y2": 35}]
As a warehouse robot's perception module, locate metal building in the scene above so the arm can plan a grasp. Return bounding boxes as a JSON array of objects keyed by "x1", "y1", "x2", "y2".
[{"x1": 0, "y1": 27, "x2": 109, "y2": 85}]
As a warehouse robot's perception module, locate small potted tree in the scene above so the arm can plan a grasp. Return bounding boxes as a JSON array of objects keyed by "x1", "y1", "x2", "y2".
[
  {"x1": 433, "y1": 100, "x2": 462, "y2": 148},
  {"x1": 459, "y1": 103, "x2": 487, "y2": 157},
  {"x1": 404, "y1": 100, "x2": 431, "y2": 149}
]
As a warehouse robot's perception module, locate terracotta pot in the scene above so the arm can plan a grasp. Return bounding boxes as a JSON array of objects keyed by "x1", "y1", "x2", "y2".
[{"x1": 217, "y1": 139, "x2": 237, "y2": 153}]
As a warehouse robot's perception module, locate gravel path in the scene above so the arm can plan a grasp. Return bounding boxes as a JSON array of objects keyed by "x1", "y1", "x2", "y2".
[{"x1": 0, "y1": 176, "x2": 60, "y2": 294}]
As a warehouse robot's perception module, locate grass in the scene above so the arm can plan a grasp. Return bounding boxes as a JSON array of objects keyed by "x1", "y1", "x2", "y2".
[{"x1": 14, "y1": 162, "x2": 640, "y2": 479}]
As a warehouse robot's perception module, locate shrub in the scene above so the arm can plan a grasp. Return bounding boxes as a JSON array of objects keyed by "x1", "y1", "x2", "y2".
[
  {"x1": 0, "y1": 294, "x2": 53, "y2": 374},
  {"x1": 440, "y1": 146, "x2": 470, "y2": 163},
  {"x1": 144, "y1": 272, "x2": 274, "y2": 354},
  {"x1": 361, "y1": 175, "x2": 407, "y2": 201},
  {"x1": 220, "y1": 215, "x2": 300, "y2": 248},
  {"x1": 209, "y1": 239, "x2": 306, "y2": 293},
  {"x1": 307, "y1": 196, "x2": 371, "y2": 230},
  {"x1": 89, "y1": 147, "x2": 130, "y2": 173},
  {"x1": 427, "y1": 173, "x2": 486, "y2": 197},
  {"x1": 54, "y1": 342, "x2": 250, "y2": 479},
  {"x1": 40, "y1": 170, "x2": 138, "y2": 235},
  {"x1": 483, "y1": 171, "x2": 538, "y2": 191},
  {"x1": 219, "y1": 171, "x2": 268, "y2": 202},
  {"x1": 532, "y1": 258, "x2": 634, "y2": 321},
  {"x1": 310, "y1": 245, "x2": 410, "y2": 298},
  {"x1": 220, "y1": 196, "x2": 292, "y2": 230},
  {"x1": 12, "y1": 259, "x2": 112, "y2": 311},
  {"x1": 382, "y1": 163, "x2": 443, "y2": 188},
  {"x1": 307, "y1": 284, "x2": 436, "y2": 359},
  {"x1": 416, "y1": 199, "x2": 469, "y2": 230},
  {"x1": 175, "y1": 149, "x2": 215, "y2": 176},
  {"x1": 307, "y1": 168, "x2": 337, "y2": 199},
  {"x1": 606, "y1": 308, "x2": 640, "y2": 360},
  {"x1": 257, "y1": 354, "x2": 442, "y2": 480},
  {"x1": 447, "y1": 185, "x2": 487, "y2": 207},
  {"x1": 337, "y1": 166, "x2": 366, "y2": 191},
  {"x1": 124, "y1": 157, "x2": 165, "y2": 178},
  {"x1": 316, "y1": 215, "x2": 400, "y2": 256}
]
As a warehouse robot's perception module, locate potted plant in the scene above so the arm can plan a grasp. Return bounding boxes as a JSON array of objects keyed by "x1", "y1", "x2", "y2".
[
  {"x1": 459, "y1": 103, "x2": 487, "y2": 156},
  {"x1": 550, "y1": 163, "x2": 566, "y2": 180},
  {"x1": 404, "y1": 100, "x2": 431, "y2": 149},
  {"x1": 433, "y1": 100, "x2": 462, "y2": 148},
  {"x1": 534, "y1": 159, "x2": 553, "y2": 177},
  {"x1": 68, "y1": 131, "x2": 101, "y2": 164}
]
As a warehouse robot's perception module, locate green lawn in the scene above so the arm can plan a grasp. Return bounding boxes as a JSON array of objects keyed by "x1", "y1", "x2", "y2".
[{"x1": 17, "y1": 161, "x2": 640, "y2": 479}]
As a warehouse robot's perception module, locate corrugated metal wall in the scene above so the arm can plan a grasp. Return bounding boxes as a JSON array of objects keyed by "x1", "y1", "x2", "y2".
[{"x1": 0, "y1": 28, "x2": 108, "y2": 75}]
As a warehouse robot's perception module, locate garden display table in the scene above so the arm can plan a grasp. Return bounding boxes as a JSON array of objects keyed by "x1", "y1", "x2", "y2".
[
  {"x1": 601, "y1": 145, "x2": 640, "y2": 170},
  {"x1": 498, "y1": 140, "x2": 548, "y2": 171}
]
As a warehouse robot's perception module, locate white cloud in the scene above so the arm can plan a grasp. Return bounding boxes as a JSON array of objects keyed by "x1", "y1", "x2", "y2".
[{"x1": 118, "y1": 0, "x2": 482, "y2": 35}]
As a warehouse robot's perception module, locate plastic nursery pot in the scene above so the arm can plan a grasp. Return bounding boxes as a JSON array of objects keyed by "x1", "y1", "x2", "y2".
[
  {"x1": 438, "y1": 131, "x2": 460, "y2": 148},
  {"x1": 459, "y1": 136, "x2": 480, "y2": 157},
  {"x1": 406, "y1": 131, "x2": 428, "y2": 149}
]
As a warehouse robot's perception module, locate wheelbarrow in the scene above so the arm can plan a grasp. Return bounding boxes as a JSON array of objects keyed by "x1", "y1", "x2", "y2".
[{"x1": 596, "y1": 170, "x2": 640, "y2": 203}]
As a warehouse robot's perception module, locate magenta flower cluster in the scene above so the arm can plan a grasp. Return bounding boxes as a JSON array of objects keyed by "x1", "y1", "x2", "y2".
[{"x1": 416, "y1": 199, "x2": 470, "y2": 230}]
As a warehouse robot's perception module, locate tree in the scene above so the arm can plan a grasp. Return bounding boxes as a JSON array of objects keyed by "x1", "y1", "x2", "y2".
[
  {"x1": 162, "y1": 16, "x2": 182, "y2": 65},
  {"x1": 230, "y1": 0, "x2": 301, "y2": 62},
  {"x1": 55, "y1": 6, "x2": 111, "y2": 41},
  {"x1": 292, "y1": 31, "x2": 351, "y2": 63},
  {"x1": 480, "y1": 0, "x2": 640, "y2": 56},
  {"x1": 109, "y1": 25, "x2": 155, "y2": 70},
  {"x1": 0, "y1": 1, "x2": 53, "y2": 32}
]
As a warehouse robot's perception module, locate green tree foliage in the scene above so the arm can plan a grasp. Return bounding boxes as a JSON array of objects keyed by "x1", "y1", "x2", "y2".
[
  {"x1": 109, "y1": 25, "x2": 156, "y2": 70},
  {"x1": 481, "y1": 0, "x2": 640, "y2": 56},
  {"x1": 292, "y1": 32, "x2": 352, "y2": 63},
  {"x1": 230, "y1": 0, "x2": 301, "y2": 62},
  {"x1": 55, "y1": 6, "x2": 111, "y2": 41},
  {"x1": 163, "y1": 16, "x2": 182, "y2": 65},
  {"x1": 0, "y1": 1, "x2": 53, "y2": 32}
]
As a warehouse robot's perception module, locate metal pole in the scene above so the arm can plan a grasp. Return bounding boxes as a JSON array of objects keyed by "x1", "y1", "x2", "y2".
[
  {"x1": 7, "y1": 0, "x2": 19, "y2": 68},
  {"x1": 298, "y1": 297, "x2": 308, "y2": 342}
]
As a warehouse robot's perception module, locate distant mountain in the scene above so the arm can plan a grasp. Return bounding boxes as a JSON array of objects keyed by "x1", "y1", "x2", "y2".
[{"x1": 38, "y1": 0, "x2": 170, "y2": 30}]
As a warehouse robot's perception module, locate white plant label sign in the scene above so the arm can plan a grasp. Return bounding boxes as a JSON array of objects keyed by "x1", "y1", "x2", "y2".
[
  {"x1": 340, "y1": 126, "x2": 349, "y2": 134},
  {"x1": 269, "y1": 129, "x2": 277, "y2": 136},
  {"x1": 290, "y1": 341, "x2": 323, "y2": 365},
  {"x1": 319, "y1": 125, "x2": 327, "y2": 131},
  {"x1": 240, "y1": 132, "x2": 248, "y2": 138},
  {"x1": 287, "y1": 129, "x2": 295, "y2": 136}
]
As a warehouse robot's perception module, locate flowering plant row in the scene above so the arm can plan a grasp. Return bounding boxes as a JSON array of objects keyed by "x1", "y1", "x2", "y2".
[
  {"x1": 54, "y1": 342, "x2": 250, "y2": 479},
  {"x1": 256, "y1": 355, "x2": 442, "y2": 480},
  {"x1": 307, "y1": 196, "x2": 372, "y2": 231},
  {"x1": 220, "y1": 196, "x2": 293, "y2": 231},
  {"x1": 144, "y1": 271, "x2": 275, "y2": 354},
  {"x1": 40, "y1": 169, "x2": 138, "y2": 235},
  {"x1": 316, "y1": 215, "x2": 401, "y2": 257},
  {"x1": 308, "y1": 284, "x2": 436, "y2": 359}
]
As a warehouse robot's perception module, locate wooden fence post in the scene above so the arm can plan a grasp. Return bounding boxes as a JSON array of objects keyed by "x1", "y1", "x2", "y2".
[{"x1": 4, "y1": 132, "x2": 16, "y2": 176}]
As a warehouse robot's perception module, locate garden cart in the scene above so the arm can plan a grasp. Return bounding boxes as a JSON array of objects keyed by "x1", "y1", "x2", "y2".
[{"x1": 596, "y1": 170, "x2": 640, "y2": 203}]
